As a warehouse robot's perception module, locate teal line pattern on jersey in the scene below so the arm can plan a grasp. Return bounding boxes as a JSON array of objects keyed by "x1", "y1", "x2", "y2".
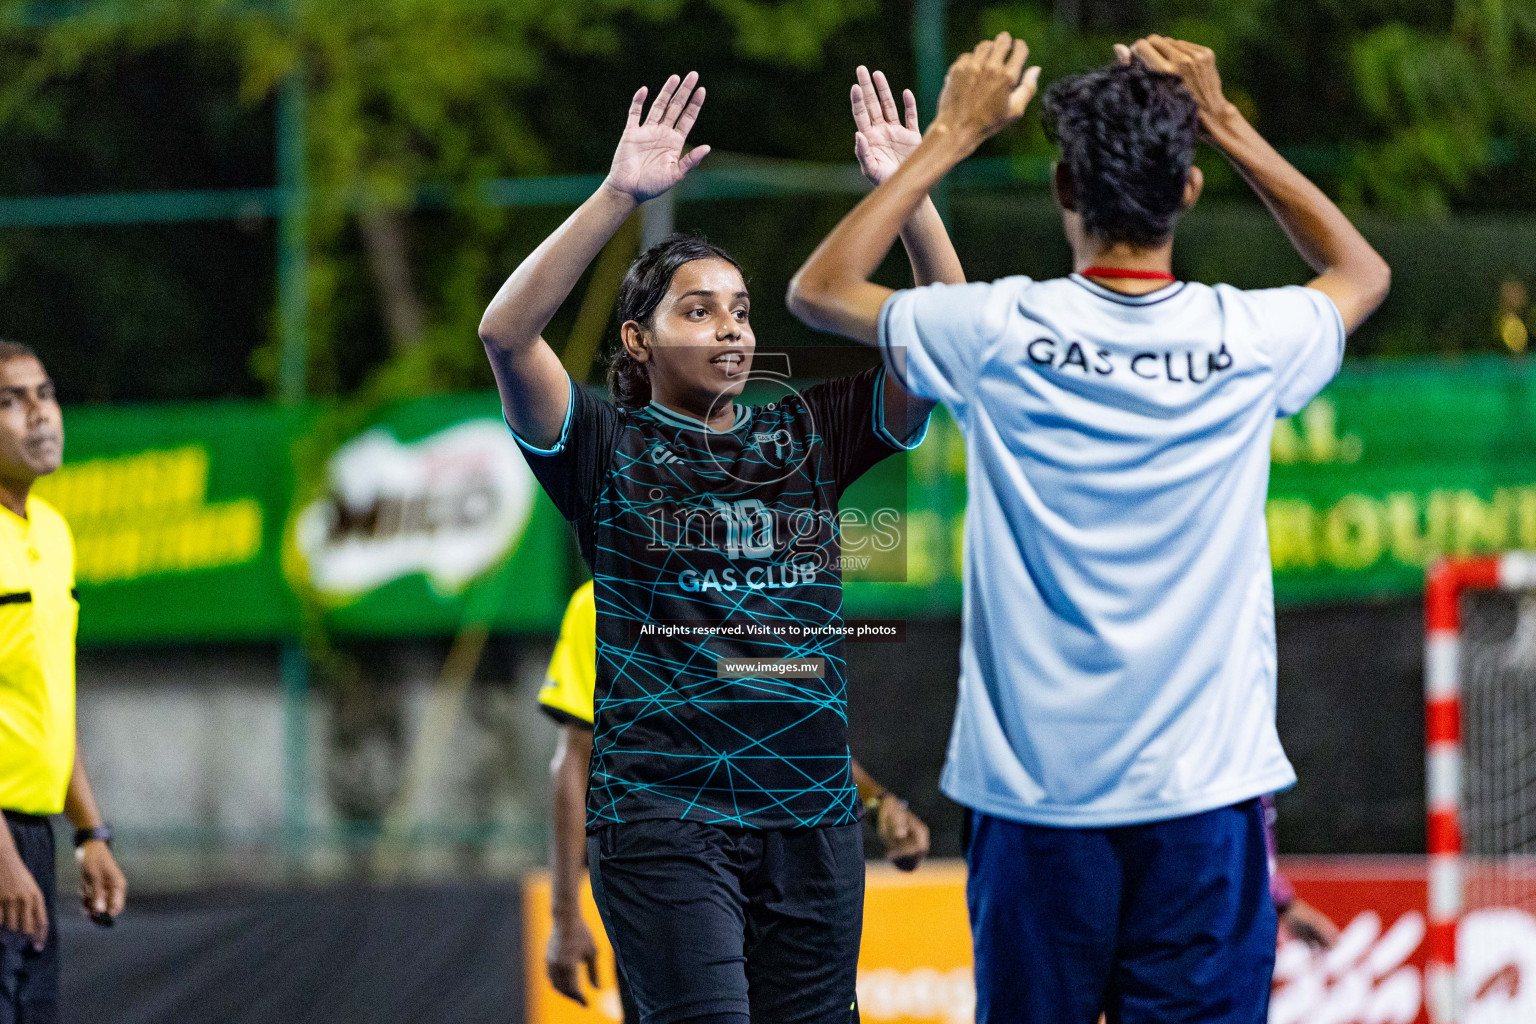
[{"x1": 587, "y1": 395, "x2": 864, "y2": 830}]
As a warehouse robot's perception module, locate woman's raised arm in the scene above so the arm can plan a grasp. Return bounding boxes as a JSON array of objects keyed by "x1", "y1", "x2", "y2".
[{"x1": 479, "y1": 73, "x2": 709, "y2": 447}]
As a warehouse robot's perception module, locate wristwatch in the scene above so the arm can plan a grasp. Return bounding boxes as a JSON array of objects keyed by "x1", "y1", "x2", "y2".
[{"x1": 73, "y1": 824, "x2": 113, "y2": 849}]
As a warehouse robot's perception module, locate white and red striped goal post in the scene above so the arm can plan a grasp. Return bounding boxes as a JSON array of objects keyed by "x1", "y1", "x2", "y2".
[{"x1": 1422, "y1": 552, "x2": 1536, "y2": 1023}]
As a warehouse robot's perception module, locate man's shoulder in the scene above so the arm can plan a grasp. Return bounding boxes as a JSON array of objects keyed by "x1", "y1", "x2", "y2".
[
  {"x1": 895, "y1": 274, "x2": 1034, "y2": 305},
  {"x1": 26, "y1": 495, "x2": 72, "y2": 542},
  {"x1": 888, "y1": 276, "x2": 1036, "y2": 347},
  {"x1": 561, "y1": 581, "x2": 596, "y2": 631}
]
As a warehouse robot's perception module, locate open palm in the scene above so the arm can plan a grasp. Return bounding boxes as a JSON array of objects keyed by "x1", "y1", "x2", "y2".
[
  {"x1": 606, "y1": 72, "x2": 710, "y2": 203},
  {"x1": 851, "y1": 66, "x2": 922, "y2": 185}
]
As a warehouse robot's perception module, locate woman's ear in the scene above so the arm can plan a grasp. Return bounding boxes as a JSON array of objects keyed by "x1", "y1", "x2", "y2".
[
  {"x1": 621, "y1": 320, "x2": 651, "y2": 363},
  {"x1": 1182, "y1": 164, "x2": 1204, "y2": 212}
]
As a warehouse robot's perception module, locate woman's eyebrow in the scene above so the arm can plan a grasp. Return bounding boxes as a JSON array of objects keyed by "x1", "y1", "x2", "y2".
[{"x1": 675, "y1": 289, "x2": 750, "y2": 301}]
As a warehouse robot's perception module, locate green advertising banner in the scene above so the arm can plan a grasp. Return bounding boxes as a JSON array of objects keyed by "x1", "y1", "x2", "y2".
[
  {"x1": 44, "y1": 395, "x2": 568, "y2": 644},
  {"x1": 36, "y1": 402, "x2": 306, "y2": 643},
  {"x1": 283, "y1": 393, "x2": 569, "y2": 638},
  {"x1": 44, "y1": 358, "x2": 1536, "y2": 644},
  {"x1": 1264, "y1": 359, "x2": 1536, "y2": 604}
]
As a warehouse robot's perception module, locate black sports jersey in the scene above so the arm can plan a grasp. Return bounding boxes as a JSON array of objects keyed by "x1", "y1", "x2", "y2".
[{"x1": 517, "y1": 365, "x2": 925, "y2": 830}]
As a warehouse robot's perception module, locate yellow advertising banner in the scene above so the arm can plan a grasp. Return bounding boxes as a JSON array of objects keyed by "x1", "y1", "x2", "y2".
[{"x1": 523, "y1": 861, "x2": 974, "y2": 1024}]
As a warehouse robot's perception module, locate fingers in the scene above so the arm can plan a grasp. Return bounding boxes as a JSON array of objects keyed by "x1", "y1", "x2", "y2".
[
  {"x1": 902, "y1": 88, "x2": 920, "y2": 131},
  {"x1": 662, "y1": 70, "x2": 699, "y2": 129},
  {"x1": 1146, "y1": 34, "x2": 1185, "y2": 63},
  {"x1": 81, "y1": 864, "x2": 100, "y2": 913},
  {"x1": 853, "y1": 131, "x2": 871, "y2": 165},
  {"x1": 80, "y1": 855, "x2": 122, "y2": 916},
  {"x1": 1131, "y1": 39, "x2": 1175, "y2": 74},
  {"x1": 674, "y1": 83, "x2": 705, "y2": 139},
  {"x1": 855, "y1": 65, "x2": 881, "y2": 129},
  {"x1": 872, "y1": 69, "x2": 901, "y2": 125},
  {"x1": 109, "y1": 871, "x2": 127, "y2": 918},
  {"x1": 888, "y1": 800, "x2": 913, "y2": 839},
  {"x1": 585, "y1": 949, "x2": 601, "y2": 989},
  {"x1": 1171, "y1": 38, "x2": 1216, "y2": 63},
  {"x1": 83, "y1": 876, "x2": 104, "y2": 915},
  {"x1": 638, "y1": 73, "x2": 706, "y2": 133},
  {"x1": 887, "y1": 823, "x2": 929, "y2": 871},
  {"x1": 988, "y1": 31, "x2": 1013, "y2": 66},
  {"x1": 547, "y1": 962, "x2": 586, "y2": 1005},
  {"x1": 850, "y1": 81, "x2": 871, "y2": 132},
  {"x1": 973, "y1": 30, "x2": 1011, "y2": 60},
  {"x1": 625, "y1": 87, "x2": 648, "y2": 128},
  {"x1": 645, "y1": 74, "x2": 681, "y2": 125},
  {"x1": 1134, "y1": 35, "x2": 1183, "y2": 74},
  {"x1": 1004, "y1": 37, "x2": 1030, "y2": 78},
  {"x1": 1127, "y1": 35, "x2": 1216, "y2": 81},
  {"x1": 1009, "y1": 66, "x2": 1042, "y2": 117},
  {"x1": 25, "y1": 891, "x2": 45, "y2": 950},
  {"x1": 679, "y1": 144, "x2": 711, "y2": 175},
  {"x1": 898, "y1": 819, "x2": 931, "y2": 870}
]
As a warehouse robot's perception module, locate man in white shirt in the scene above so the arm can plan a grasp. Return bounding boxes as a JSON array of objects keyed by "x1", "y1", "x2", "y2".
[{"x1": 788, "y1": 33, "x2": 1388, "y2": 1024}]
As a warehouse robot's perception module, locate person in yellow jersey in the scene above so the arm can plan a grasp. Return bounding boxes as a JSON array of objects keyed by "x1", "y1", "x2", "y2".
[
  {"x1": 0, "y1": 342, "x2": 126, "y2": 1024},
  {"x1": 537, "y1": 581, "x2": 931, "y2": 1015}
]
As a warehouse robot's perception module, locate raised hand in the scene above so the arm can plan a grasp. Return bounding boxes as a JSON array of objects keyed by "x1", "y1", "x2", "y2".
[
  {"x1": 932, "y1": 32, "x2": 1041, "y2": 148},
  {"x1": 852, "y1": 66, "x2": 922, "y2": 185},
  {"x1": 604, "y1": 72, "x2": 711, "y2": 204},
  {"x1": 1117, "y1": 36, "x2": 1236, "y2": 134}
]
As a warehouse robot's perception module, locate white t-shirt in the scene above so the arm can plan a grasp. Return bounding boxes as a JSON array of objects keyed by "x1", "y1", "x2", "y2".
[{"x1": 879, "y1": 273, "x2": 1344, "y2": 827}]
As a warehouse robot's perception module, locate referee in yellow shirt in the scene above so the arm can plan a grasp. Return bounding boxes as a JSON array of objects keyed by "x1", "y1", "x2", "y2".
[
  {"x1": 537, "y1": 582, "x2": 930, "y2": 1015},
  {"x1": 0, "y1": 343, "x2": 125, "y2": 1024}
]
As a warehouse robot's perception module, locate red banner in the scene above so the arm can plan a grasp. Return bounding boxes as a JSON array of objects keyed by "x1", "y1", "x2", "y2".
[{"x1": 1275, "y1": 857, "x2": 1536, "y2": 1024}]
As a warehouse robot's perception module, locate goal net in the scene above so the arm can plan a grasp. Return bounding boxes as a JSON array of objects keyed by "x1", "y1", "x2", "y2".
[{"x1": 1425, "y1": 556, "x2": 1536, "y2": 1024}]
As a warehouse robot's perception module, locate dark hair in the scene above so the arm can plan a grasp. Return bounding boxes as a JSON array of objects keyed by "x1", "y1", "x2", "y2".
[
  {"x1": 0, "y1": 341, "x2": 39, "y2": 365},
  {"x1": 607, "y1": 234, "x2": 744, "y2": 408},
  {"x1": 1041, "y1": 61, "x2": 1199, "y2": 247}
]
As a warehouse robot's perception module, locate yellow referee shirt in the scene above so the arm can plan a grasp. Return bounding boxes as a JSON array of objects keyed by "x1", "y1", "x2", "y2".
[
  {"x1": 0, "y1": 496, "x2": 78, "y2": 816},
  {"x1": 537, "y1": 582, "x2": 596, "y2": 728}
]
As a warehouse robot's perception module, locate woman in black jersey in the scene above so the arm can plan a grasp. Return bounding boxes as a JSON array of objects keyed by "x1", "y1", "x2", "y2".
[{"x1": 480, "y1": 69, "x2": 959, "y2": 1024}]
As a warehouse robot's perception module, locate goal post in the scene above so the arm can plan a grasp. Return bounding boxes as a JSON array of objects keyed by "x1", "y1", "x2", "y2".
[{"x1": 1423, "y1": 553, "x2": 1536, "y2": 1024}]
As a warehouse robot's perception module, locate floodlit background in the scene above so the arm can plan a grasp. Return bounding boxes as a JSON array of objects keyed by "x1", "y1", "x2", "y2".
[{"x1": 4, "y1": 1, "x2": 1536, "y2": 1022}]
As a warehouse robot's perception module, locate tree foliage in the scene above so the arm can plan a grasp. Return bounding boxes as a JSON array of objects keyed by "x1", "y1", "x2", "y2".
[
  {"x1": 979, "y1": 0, "x2": 1536, "y2": 215},
  {"x1": 0, "y1": 0, "x2": 1534, "y2": 400},
  {"x1": 0, "y1": 0, "x2": 872, "y2": 401}
]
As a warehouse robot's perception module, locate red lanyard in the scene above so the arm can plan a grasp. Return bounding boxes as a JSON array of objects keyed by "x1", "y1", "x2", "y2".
[{"x1": 1081, "y1": 266, "x2": 1177, "y2": 282}]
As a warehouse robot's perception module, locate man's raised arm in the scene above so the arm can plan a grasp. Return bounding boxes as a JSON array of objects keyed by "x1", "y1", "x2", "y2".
[
  {"x1": 1125, "y1": 37, "x2": 1389, "y2": 333},
  {"x1": 787, "y1": 34, "x2": 1041, "y2": 345}
]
